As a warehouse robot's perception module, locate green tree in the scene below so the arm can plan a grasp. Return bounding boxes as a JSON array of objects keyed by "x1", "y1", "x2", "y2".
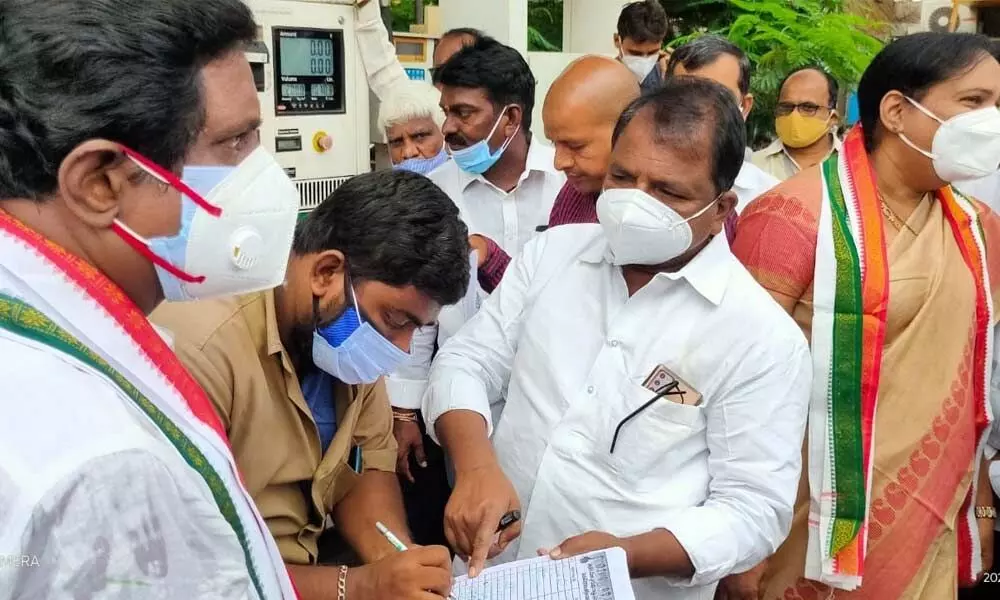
[
  {"x1": 528, "y1": 0, "x2": 563, "y2": 51},
  {"x1": 390, "y1": 0, "x2": 563, "y2": 51},
  {"x1": 390, "y1": 0, "x2": 438, "y2": 32},
  {"x1": 664, "y1": 0, "x2": 885, "y2": 146}
]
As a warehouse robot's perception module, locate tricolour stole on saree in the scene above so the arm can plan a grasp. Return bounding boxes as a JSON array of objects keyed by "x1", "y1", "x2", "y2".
[{"x1": 805, "y1": 125, "x2": 994, "y2": 590}]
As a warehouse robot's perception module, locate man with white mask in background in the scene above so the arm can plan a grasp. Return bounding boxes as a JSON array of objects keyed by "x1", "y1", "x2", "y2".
[
  {"x1": 614, "y1": 0, "x2": 671, "y2": 94},
  {"x1": 423, "y1": 77, "x2": 811, "y2": 599},
  {"x1": 0, "y1": 0, "x2": 299, "y2": 597}
]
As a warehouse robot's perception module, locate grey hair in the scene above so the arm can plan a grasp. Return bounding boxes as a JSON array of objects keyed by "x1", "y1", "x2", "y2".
[{"x1": 377, "y1": 80, "x2": 445, "y2": 134}]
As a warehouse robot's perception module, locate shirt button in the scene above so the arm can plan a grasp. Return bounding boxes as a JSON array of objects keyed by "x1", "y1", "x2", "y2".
[
  {"x1": 586, "y1": 385, "x2": 595, "y2": 394},
  {"x1": 609, "y1": 340, "x2": 619, "y2": 348}
]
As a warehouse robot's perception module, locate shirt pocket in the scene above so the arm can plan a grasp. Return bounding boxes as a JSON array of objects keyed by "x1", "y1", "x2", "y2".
[{"x1": 602, "y1": 381, "x2": 707, "y2": 484}]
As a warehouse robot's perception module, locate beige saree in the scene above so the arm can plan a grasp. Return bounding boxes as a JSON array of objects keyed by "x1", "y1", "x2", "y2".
[{"x1": 732, "y1": 164, "x2": 1000, "y2": 599}]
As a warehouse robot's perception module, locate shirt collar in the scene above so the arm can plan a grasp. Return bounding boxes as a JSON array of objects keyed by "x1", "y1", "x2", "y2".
[
  {"x1": 458, "y1": 136, "x2": 556, "y2": 193},
  {"x1": 580, "y1": 231, "x2": 734, "y2": 306},
  {"x1": 759, "y1": 138, "x2": 785, "y2": 158},
  {"x1": 263, "y1": 289, "x2": 286, "y2": 357},
  {"x1": 733, "y1": 159, "x2": 758, "y2": 191}
]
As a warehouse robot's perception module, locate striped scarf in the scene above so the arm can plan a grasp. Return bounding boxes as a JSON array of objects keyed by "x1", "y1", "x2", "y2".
[{"x1": 805, "y1": 126, "x2": 994, "y2": 590}]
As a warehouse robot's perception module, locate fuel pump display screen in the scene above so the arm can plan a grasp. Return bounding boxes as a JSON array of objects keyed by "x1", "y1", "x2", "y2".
[
  {"x1": 279, "y1": 38, "x2": 334, "y2": 77},
  {"x1": 273, "y1": 27, "x2": 345, "y2": 115}
]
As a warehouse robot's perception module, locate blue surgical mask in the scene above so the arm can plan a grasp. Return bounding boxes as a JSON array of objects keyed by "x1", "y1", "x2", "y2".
[
  {"x1": 312, "y1": 283, "x2": 409, "y2": 384},
  {"x1": 449, "y1": 105, "x2": 520, "y2": 175},
  {"x1": 393, "y1": 145, "x2": 450, "y2": 175},
  {"x1": 148, "y1": 166, "x2": 234, "y2": 301}
]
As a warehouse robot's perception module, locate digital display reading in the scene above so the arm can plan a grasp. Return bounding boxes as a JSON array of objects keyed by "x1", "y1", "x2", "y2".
[
  {"x1": 311, "y1": 83, "x2": 335, "y2": 98},
  {"x1": 273, "y1": 28, "x2": 345, "y2": 115},
  {"x1": 279, "y1": 37, "x2": 334, "y2": 77},
  {"x1": 395, "y1": 41, "x2": 424, "y2": 58},
  {"x1": 275, "y1": 137, "x2": 302, "y2": 152},
  {"x1": 282, "y1": 83, "x2": 307, "y2": 98}
]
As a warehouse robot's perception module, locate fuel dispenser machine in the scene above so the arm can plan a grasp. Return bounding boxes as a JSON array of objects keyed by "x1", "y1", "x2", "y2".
[{"x1": 245, "y1": 0, "x2": 371, "y2": 215}]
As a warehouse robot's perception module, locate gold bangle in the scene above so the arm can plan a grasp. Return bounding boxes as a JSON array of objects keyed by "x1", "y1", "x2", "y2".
[
  {"x1": 392, "y1": 410, "x2": 419, "y2": 423},
  {"x1": 975, "y1": 506, "x2": 997, "y2": 520}
]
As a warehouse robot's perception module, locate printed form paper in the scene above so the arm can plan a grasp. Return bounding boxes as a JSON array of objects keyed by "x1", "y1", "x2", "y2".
[{"x1": 451, "y1": 547, "x2": 636, "y2": 600}]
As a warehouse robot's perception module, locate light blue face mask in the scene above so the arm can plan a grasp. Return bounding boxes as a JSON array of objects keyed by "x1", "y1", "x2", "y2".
[
  {"x1": 392, "y1": 145, "x2": 450, "y2": 176},
  {"x1": 148, "y1": 166, "x2": 234, "y2": 301},
  {"x1": 312, "y1": 283, "x2": 409, "y2": 384},
  {"x1": 449, "y1": 105, "x2": 520, "y2": 175}
]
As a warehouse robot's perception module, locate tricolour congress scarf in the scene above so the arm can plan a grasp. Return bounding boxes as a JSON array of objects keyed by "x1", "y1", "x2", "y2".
[
  {"x1": 0, "y1": 208, "x2": 299, "y2": 599},
  {"x1": 805, "y1": 125, "x2": 993, "y2": 590}
]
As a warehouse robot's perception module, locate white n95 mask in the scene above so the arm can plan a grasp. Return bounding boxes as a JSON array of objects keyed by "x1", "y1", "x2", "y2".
[
  {"x1": 597, "y1": 187, "x2": 718, "y2": 266},
  {"x1": 621, "y1": 54, "x2": 658, "y2": 82},
  {"x1": 113, "y1": 146, "x2": 299, "y2": 302},
  {"x1": 900, "y1": 97, "x2": 1000, "y2": 183}
]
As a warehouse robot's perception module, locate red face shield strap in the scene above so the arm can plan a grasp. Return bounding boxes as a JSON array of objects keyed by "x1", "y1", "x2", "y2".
[
  {"x1": 119, "y1": 146, "x2": 223, "y2": 217},
  {"x1": 110, "y1": 145, "x2": 222, "y2": 284}
]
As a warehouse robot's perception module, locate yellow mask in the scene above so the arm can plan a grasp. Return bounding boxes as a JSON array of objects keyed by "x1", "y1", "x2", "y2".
[{"x1": 775, "y1": 112, "x2": 832, "y2": 149}]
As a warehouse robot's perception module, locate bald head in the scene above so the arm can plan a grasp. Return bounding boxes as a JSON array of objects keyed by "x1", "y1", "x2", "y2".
[
  {"x1": 546, "y1": 56, "x2": 640, "y2": 124},
  {"x1": 543, "y1": 56, "x2": 641, "y2": 194}
]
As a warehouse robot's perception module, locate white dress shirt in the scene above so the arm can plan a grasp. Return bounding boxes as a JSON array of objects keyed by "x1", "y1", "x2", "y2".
[
  {"x1": 733, "y1": 160, "x2": 780, "y2": 214},
  {"x1": 386, "y1": 140, "x2": 564, "y2": 409},
  {"x1": 424, "y1": 225, "x2": 811, "y2": 599},
  {"x1": 427, "y1": 139, "x2": 565, "y2": 256}
]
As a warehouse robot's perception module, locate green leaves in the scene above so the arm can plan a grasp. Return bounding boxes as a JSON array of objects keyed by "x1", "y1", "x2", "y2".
[
  {"x1": 528, "y1": 0, "x2": 564, "y2": 51},
  {"x1": 662, "y1": 0, "x2": 886, "y2": 146}
]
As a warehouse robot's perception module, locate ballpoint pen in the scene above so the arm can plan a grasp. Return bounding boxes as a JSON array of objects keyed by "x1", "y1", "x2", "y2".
[
  {"x1": 376, "y1": 521, "x2": 457, "y2": 600},
  {"x1": 375, "y1": 521, "x2": 408, "y2": 552}
]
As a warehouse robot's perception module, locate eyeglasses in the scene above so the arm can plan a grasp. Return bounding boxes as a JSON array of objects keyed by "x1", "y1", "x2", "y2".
[
  {"x1": 609, "y1": 375, "x2": 689, "y2": 453},
  {"x1": 776, "y1": 102, "x2": 833, "y2": 117}
]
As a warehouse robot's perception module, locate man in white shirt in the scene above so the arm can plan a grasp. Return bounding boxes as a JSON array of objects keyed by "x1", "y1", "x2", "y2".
[
  {"x1": 0, "y1": 0, "x2": 299, "y2": 597},
  {"x1": 666, "y1": 35, "x2": 779, "y2": 215},
  {"x1": 388, "y1": 39, "x2": 564, "y2": 480},
  {"x1": 431, "y1": 37, "x2": 566, "y2": 271},
  {"x1": 423, "y1": 77, "x2": 811, "y2": 599}
]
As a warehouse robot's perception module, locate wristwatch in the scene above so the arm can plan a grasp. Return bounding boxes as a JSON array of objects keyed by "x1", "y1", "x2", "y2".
[{"x1": 975, "y1": 506, "x2": 998, "y2": 520}]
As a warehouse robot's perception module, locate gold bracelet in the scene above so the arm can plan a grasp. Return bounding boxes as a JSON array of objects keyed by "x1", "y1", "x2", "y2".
[
  {"x1": 975, "y1": 506, "x2": 997, "y2": 520},
  {"x1": 337, "y1": 565, "x2": 348, "y2": 600},
  {"x1": 392, "y1": 410, "x2": 419, "y2": 423}
]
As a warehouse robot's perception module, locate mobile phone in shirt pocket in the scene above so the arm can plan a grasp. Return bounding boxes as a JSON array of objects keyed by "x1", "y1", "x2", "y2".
[{"x1": 604, "y1": 381, "x2": 707, "y2": 482}]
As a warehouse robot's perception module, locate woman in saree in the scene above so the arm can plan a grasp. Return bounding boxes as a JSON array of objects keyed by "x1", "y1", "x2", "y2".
[{"x1": 730, "y1": 32, "x2": 1000, "y2": 599}]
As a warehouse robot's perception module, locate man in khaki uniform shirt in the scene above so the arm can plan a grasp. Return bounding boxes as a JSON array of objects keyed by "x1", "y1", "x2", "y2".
[{"x1": 153, "y1": 170, "x2": 471, "y2": 600}]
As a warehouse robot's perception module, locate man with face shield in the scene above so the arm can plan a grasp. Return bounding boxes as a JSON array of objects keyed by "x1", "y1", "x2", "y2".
[
  {"x1": 0, "y1": 0, "x2": 298, "y2": 598},
  {"x1": 153, "y1": 170, "x2": 470, "y2": 600},
  {"x1": 421, "y1": 78, "x2": 812, "y2": 600},
  {"x1": 731, "y1": 32, "x2": 1000, "y2": 599}
]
